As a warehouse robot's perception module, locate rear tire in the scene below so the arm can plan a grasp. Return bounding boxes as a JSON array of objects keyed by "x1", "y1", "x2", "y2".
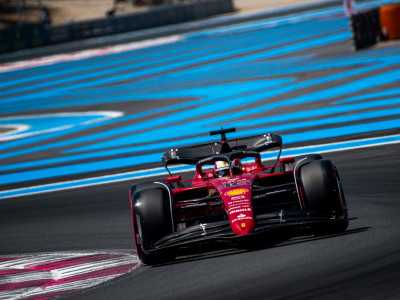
[
  {"x1": 131, "y1": 187, "x2": 176, "y2": 265},
  {"x1": 298, "y1": 159, "x2": 348, "y2": 235}
]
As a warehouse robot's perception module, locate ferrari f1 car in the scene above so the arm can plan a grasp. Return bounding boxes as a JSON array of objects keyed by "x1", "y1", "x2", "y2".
[{"x1": 129, "y1": 128, "x2": 348, "y2": 264}]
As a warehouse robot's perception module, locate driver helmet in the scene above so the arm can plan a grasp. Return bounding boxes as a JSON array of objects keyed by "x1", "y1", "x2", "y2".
[
  {"x1": 215, "y1": 161, "x2": 230, "y2": 178},
  {"x1": 231, "y1": 158, "x2": 242, "y2": 175}
]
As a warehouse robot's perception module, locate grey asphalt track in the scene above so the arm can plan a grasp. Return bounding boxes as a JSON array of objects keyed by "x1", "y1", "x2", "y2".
[
  {"x1": 1, "y1": 144, "x2": 399, "y2": 299},
  {"x1": 1, "y1": 1, "x2": 400, "y2": 298}
]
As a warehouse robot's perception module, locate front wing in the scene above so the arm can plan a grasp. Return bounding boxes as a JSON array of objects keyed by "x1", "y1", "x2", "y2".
[{"x1": 150, "y1": 210, "x2": 345, "y2": 252}]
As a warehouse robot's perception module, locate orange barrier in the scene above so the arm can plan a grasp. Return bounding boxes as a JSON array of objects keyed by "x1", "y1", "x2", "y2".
[{"x1": 379, "y1": 4, "x2": 400, "y2": 39}]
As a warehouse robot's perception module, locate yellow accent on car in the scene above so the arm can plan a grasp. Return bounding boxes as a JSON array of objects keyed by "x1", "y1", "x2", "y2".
[{"x1": 226, "y1": 189, "x2": 247, "y2": 196}]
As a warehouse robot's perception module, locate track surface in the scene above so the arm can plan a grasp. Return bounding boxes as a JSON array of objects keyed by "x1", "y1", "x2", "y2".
[
  {"x1": 1, "y1": 145, "x2": 399, "y2": 299},
  {"x1": 1, "y1": 1, "x2": 400, "y2": 299}
]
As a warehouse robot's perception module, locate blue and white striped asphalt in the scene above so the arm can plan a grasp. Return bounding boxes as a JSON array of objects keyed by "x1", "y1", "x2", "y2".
[{"x1": 0, "y1": 0, "x2": 399, "y2": 198}]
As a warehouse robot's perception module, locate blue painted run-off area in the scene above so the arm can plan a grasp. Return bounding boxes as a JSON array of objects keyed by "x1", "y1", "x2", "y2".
[{"x1": 0, "y1": 0, "x2": 399, "y2": 190}]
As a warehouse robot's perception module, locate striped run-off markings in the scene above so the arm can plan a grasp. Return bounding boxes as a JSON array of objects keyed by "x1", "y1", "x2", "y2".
[
  {"x1": 0, "y1": 0, "x2": 399, "y2": 193},
  {"x1": 0, "y1": 252, "x2": 139, "y2": 299},
  {"x1": 1, "y1": 133, "x2": 400, "y2": 200}
]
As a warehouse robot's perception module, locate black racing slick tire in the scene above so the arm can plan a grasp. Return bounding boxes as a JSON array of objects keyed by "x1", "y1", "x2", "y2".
[
  {"x1": 281, "y1": 154, "x2": 323, "y2": 172},
  {"x1": 131, "y1": 187, "x2": 176, "y2": 265},
  {"x1": 298, "y1": 159, "x2": 348, "y2": 235}
]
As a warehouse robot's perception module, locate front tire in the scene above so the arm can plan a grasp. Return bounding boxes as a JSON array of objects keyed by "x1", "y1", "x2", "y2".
[
  {"x1": 298, "y1": 159, "x2": 348, "y2": 235},
  {"x1": 131, "y1": 187, "x2": 176, "y2": 265}
]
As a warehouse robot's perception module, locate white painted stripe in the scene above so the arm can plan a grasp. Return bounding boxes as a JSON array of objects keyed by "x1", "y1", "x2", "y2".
[
  {"x1": 0, "y1": 111, "x2": 123, "y2": 121},
  {"x1": 0, "y1": 288, "x2": 32, "y2": 300},
  {"x1": 0, "y1": 252, "x2": 139, "y2": 300},
  {"x1": 0, "y1": 271, "x2": 52, "y2": 284},
  {"x1": 0, "y1": 254, "x2": 83, "y2": 269},
  {"x1": 51, "y1": 257, "x2": 134, "y2": 280},
  {"x1": 0, "y1": 0, "x2": 337, "y2": 72},
  {"x1": 284, "y1": 135, "x2": 400, "y2": 155},
  {"x1": 1, "y1": 134, "x2": 399, "y2": 200},
  {"x1": 0, "y1": 275, "x2": 124, "y2": 299},
  {"x1": 0, "y1": 35, "x2": 183, "y2": 73},
  {"x1": 21, "y1": 275, "x2": 118, "y2": 297},
  {"x1": 0, "y1": 166, "x2": 171, "y2": 200},
  {"x1": 0, "y1": 124, "x2": 30, "y2": 137},
  {"x1": 0, "y1": 111, "x2": 123, "y2": 141},
  {"x1": 0, "y1": 125, "x2": 73, "y2": 142}
]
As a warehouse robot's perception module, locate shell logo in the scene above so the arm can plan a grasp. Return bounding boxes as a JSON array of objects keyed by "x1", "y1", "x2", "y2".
[{"x1": 226, "y1": 189, "x2": 248, "y2": 196}]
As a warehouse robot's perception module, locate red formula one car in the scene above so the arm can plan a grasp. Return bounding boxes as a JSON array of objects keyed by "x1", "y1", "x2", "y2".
[{"x1": 129, "y1": 128, "x2": 348, "y2": 264}]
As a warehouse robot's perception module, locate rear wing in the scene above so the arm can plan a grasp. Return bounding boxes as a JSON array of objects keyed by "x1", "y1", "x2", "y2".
[{"x1": 161, "y1": 132, "x2": 282, "y2": 170}]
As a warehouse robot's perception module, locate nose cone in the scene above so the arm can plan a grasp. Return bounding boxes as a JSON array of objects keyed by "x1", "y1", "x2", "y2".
[
  {"x1": 211, "y1": 175, "x2": 256, "y2": 236},
  {"x1": 231, "y1": 217, "x2": 255, "y2": 236},
  {"x1": 220, "y1": 187, "x2": 255, "y2": 235}
]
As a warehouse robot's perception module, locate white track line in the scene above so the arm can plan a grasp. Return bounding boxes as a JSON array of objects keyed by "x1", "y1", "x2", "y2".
[{"x1": 1, "y1": 134, "x2": 399, "y2": 200}]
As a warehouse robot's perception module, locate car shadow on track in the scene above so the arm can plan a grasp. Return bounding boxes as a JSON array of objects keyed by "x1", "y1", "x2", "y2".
[{"x1": 152, "y1": 222, "x2": 369, "y2": 267}]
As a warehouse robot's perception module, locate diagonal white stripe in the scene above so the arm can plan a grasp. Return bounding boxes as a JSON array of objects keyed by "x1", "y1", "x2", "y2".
[
  {"x1": 20, "y1": 274, "x2": 118, "y2": 298},
  {"x1": 0, "y1": 252, "x2": 139, "y2": 300},
  {"x1": 0, "y1": 288, "x2": 32, "y2": 300},
  {"x1": 0, "y1": 254, "x2": 83, "y2": 269},
  {"x1": 0, "y1": 36, "x2": 183, "y2": 73},
  {"x1": 51, "y1": 256, "x2": 136, "y2": 280},
  {"x1": 0, "y1": 271, "x2": 51, "y2": 284},
  {"x1": 1, "y1": 133, "x2": 400, "y2": 200}
]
